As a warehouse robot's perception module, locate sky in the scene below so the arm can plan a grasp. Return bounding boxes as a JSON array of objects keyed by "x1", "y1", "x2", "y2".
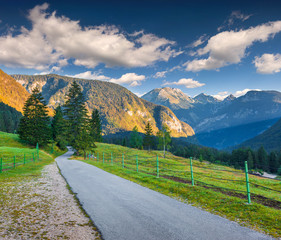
[{"x1": 0, "y1": 0, "x2": 281, "y2": 99}]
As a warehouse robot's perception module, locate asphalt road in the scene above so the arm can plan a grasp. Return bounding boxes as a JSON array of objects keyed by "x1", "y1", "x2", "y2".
[{"x1": 56, "y1": 149, "x2": 274, "y2": 240}]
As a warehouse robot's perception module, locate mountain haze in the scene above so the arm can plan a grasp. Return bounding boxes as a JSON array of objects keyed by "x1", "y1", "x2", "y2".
[
  {"x1": 235, "y1": 117, "x2": 281, "y2": 152},
  {"x1": 12, "y1": 74, "x2": 194, "y2": 137}
]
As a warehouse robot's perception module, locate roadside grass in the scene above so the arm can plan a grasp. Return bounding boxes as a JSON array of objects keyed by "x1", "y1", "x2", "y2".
[{"x1": 73, "y1": 143, "x2": 281, "y2": 238}]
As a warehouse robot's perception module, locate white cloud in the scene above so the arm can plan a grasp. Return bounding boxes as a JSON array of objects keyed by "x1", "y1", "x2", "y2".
[
  {"x1": 163, "y1": 78, "x2": 205, "y2": 88},
  {"x1": 234, "y1": 88, "x2": 261, "y2": 97},
  {"x1": 218, "y1": 11, "x2": 252, "y2": 31},
  {"x1": 154, "y1": 71, "x2": 168, "y2": 78},
  {"x1": 110, "y1": 73, "x2": 145, "y2": 87},
  {"x1": 188, "y1": 34, "x2": 207, "y2": 48},
  {"x1": 0, "y1": 4, "x2": 180, "y2": 71},
  {"x1": 212, "y1": 91, "x2": 229, "y2": 100},
  {"x1": 70, "y1": 71, "x2": 110, "y2": 81},
  {"x1": 254, "y1": 53, "x2": 281, "y2": 74},
  {"x1": 185, "y1": 21, "x2": 281, "y2": 72}
]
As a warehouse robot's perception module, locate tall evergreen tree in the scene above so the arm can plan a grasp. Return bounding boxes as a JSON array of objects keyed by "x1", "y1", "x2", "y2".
[
  {"x1": 90, "y1": 109, "x2": 102, "y2": 142},
  {"x1": 63, "y1": 81, "x2": 89, "y2": 146},
  {"x1": 52, "y1": 106, "x2": 67, "y2": 150},
  {"x1": 63, "y1": 81, "x2": 95, "y2": 156},
  {"x1": 18, "y1": 87, "x2": 51, "y2": 146},
  {"x1": 143, "y1": 122, "x2": 153, "y2": 150},
  {"x1": 129, "y1": 126, "x2": 143, "y2": 149},
  {"x1": 269, "y1": 152, "x2": 278, "y2": 173},
  {"x1": 247, "y1": 150, "x2": 254, "y2": 170},
  {"x1": 257, "y1": 146, "x2": 268, "y2": 171},
  {"x1": 157, "y1": 125, "x2": 171, "y2": 158}
]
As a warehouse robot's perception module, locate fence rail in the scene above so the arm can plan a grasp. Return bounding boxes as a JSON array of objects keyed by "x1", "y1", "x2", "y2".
[
  {"x1": 0, "y1": 148, "x2": 39, "y2": 173},
  {"x1": 87, "y1": 152, "x2": 281, "y2": 206}
]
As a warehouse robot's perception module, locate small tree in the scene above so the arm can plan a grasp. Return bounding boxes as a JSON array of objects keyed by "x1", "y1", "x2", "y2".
[
  {"x1": 18, "y1": 88, "x2": 51, "y2": 146},
  {"x1": 129, "y1": 126, "x2": 143, "y2": 149},
  {"x1": 247, "y1": 150, "x2": 254, "y2": 170},
  {"x1": 90, "y1": 109, "x2": 102, "y2": 142},
  {"x1": 156, "y1": 125, "x2": 171, "y2": 158},
  {"x1": 143, "y1": 122, "x2": 153, "y2": 150},
  {"x1": 257, "y1": 146, "x2": 268, "y2": 171},
  {"x1": 269, "y1": 152, "x2": 278, "y2": 173}
]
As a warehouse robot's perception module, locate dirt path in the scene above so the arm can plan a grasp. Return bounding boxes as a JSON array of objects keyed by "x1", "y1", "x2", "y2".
[{"x1": 0, "y1": 162, "x2": 101, "y2": 239}]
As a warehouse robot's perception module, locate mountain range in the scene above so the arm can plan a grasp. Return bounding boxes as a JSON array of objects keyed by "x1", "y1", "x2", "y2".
[
  {"x1": 142, "y1": 87, "x2": 281, "y2": 149},
  {"x1": 11, "y1": 73, "x2": 194, "y2": 138}
]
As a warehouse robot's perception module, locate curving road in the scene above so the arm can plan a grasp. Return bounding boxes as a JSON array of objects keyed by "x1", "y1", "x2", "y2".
[{"x1": 56, "y1": 149, "x2": 274, "y2": 240}]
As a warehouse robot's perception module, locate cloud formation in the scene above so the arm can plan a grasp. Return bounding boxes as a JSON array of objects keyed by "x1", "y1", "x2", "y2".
[
  {"x1": 70, "y1": 71, "x2": 110, "y2": 81},
  {"x1": 254, "y1": 53, "x2": 281, "y2": 74},
  {"x1": 212, "y1": 89, "x2": 261, "y2": 100},
  {"x1": 185, "y1": 21, "x2": 281, "y2": 72},
  {"x1": 218, "y1": 10, "x2": 252, "y2": 31},
  {"x1": 0, "y1": 3, "x2": 180, "y2": 70},
  {"x1": 163, "y1": 78, "x2": 205, "y2": 88}
]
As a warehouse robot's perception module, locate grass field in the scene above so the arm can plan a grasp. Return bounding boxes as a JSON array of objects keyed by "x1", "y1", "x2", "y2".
[{"x1": 74, "y1": 143, "x2": 281, "y2": 238}]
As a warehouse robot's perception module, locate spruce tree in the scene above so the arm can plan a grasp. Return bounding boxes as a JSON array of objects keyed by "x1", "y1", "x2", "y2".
[
  {"x1": 90, "y1": 109, "x2": 102, "y2": 142},
  {"x1": 52, "y1": 106, "x2": 67, "y2": 150},
  {"x1": 143, "y1": 122, "x2": 153, "y2": 150},
  {"x1": 63, "y1": 81, "x2": 89, "y2": 148},
  {"x1": 18, "y1": 88, "x2": 51, "y2": 146},
  {"x1": 257, "y1": 146, "x2": 268, "y2": 171},
  {"x1": 247, "y1": 150, "x2": 254, "y2": 170},
  {"x1": 269, "y1": 152, "x2": 278, "y2": 173}
]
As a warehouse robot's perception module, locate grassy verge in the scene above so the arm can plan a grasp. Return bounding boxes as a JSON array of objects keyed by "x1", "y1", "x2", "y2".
[{"x1": 73, "y1": 143, "x2": 281, "y2": 238}]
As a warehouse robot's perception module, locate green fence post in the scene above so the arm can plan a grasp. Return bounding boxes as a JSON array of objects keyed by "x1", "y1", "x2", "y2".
[
  {"x1": 156, "y1": 155, "x2": 159, "y2": 178},
  {"x1": 14, "y1": 156, "x2": 16, "y2": 168},
  {"x1": 111, "y1": 152, "x2": 113, "y2": 165},
  {"x1": 0, "y1": 157, "x2": 2, "y2": 173},
  {"x1": 190, "y1": 157, "x2": 194, "y2": 186},
  {"x1": 24, "y1": 154, "x2": 26, "y2": 165},
  {"x1": 136, "y1": 155, "x2": 138, "y2": 172},
  {"x1": 103, "y1": 152, "x2": 104, "y2": 164},
  {"x1": 245, "y1": 161, "x2": 251, "y2": 204},
  {"x1": 122, "y1": 153, "x2": 124, "y2": 168}
]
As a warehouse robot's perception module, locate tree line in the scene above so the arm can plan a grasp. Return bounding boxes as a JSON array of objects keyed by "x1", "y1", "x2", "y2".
[{"x1": 18, "y1": 81, "x2": 102, "y2": 158}]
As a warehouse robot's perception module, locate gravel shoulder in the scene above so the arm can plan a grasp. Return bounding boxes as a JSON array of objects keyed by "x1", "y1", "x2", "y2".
[{"x1": 0, "y1": 162, "x2": 101, "y2": 239}]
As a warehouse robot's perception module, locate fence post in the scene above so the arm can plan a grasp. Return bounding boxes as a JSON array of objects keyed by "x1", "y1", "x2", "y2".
[
  {"x1": 111, "y1": 152, "x2": 113, "y2": 165},
  {"x1": 36, "y1": 143, "x2": 39, "y2": 160},
  {"x1": 0, "y1": 157, "x2": 2, "y2": 173},
  {"x1": 14, "y1": 156, "x2": 16, "y2": 168},
  {"x1": 245, "y1": 161, "x2": 251, "y2": 204},
  {"x1": 136, "y1": 155, "x2": 138, "y2": 172},
  {"x1": 190, "y1": 157, "x2": 194, "y2": 186},
  {"x1": 122, "y1": 153, "x2": 124, "y2": 168},
  {"x1": 156, "y1": 155, "x2": 159, "y2": 178},
  {"x1": 24, "y1": 154, "x2": 26, "y2": 165},
  {"x1": 103, "y1": 152, "x2": 104, "y2": 164}
]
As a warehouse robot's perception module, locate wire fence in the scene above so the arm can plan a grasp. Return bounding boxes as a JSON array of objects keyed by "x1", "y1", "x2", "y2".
[
  {"x1": 0, "y1": 149, "x2": 39, "y2": 173},
  {"x1": 88, "y1": 152, "x2": 281, "y2": 207}
]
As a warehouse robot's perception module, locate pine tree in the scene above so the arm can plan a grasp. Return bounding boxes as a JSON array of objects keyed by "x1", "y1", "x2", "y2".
[
  {"x1": 247, "y1": 150, "x2": 254, "y2": 170},
  {"x1": 63, "y1": 81, "x2": 95, "y2": 156},
  {"x1": 129, "y1": 126, "x2": 143, "y2": 149},
  {"x1": 52, "y1": 106, "x2": 67, "y2": 150},
  {"x1": 63, "y1": 81, "x2": 89, "y2": 147},
  {"x1": 269, "y1": 152, "x2": 278, "y2": 173},
  {"x1": 90, "y1": 109, "x2": 102, "y2": 142},
  {"x1": 143, "y1": 122, "x2": 153, "y2": 150},
  {"x1": 257, "y1": 146, "x2": 268, "y2": 171},
  {"x1": 18, "y1": 88, "x2": 51, "y2": 146}
]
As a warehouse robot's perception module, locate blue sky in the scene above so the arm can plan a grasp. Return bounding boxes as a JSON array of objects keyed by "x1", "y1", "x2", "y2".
[{"x1": 0, "y1": 0, "x2": 281, "y2": 99}]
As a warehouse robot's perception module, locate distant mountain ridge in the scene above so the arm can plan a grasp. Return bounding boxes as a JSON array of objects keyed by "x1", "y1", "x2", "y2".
[
  {"x1": 142, "y1": 87, "x2": 281, "y2": 133},
  {"x1": 234, "y1": 117, "x2": 281, "y2": 152},
  {"x1": 12, "y1": 74, "x2": 194, "y2": 138}
]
